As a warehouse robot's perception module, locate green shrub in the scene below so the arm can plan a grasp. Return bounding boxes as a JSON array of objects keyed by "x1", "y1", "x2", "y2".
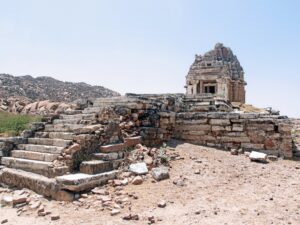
[{"x1": 0, "y1": 112, "x2": 41, "y2": 136}]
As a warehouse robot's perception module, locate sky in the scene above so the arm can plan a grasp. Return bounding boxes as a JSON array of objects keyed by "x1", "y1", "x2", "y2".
[{"x1": 0, "y1": 0, "x2": 299, "y2": 117}]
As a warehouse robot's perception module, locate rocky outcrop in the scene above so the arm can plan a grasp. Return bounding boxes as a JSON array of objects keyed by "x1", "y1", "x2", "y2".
[{"x1": 0, "y1": 74, "x2": 120, "y2": 102}]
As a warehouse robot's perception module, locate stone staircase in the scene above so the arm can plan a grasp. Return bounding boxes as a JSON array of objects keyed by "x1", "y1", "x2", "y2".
[{"x1": 0, "y1": 108, "x2": 131, "y2": 200}]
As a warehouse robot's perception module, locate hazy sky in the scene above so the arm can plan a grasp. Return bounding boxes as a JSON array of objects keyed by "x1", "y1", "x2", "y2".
[{"x1": 0, "y1": 0, "x2": 299, "y2": 117}]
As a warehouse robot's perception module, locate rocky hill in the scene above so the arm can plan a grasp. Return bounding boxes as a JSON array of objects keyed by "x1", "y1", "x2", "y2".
[{"x1": 0, "y1": 74, "x2": 120, "y2": 102}]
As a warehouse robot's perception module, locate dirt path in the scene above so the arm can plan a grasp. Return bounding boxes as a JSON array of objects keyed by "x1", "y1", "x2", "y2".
[{"x1": 1, "y1": 143, "x2": 300, "y2": 225}]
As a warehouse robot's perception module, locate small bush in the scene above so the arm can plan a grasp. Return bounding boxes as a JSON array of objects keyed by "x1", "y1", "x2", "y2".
[{"x1": 0, "y1": 112, "x2": 41, "y2": 136}]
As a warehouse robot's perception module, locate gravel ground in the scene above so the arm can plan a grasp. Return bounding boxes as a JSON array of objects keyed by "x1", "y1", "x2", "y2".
[{"x1": 1, "y1": 142, "x2": 300, "y2": 225}]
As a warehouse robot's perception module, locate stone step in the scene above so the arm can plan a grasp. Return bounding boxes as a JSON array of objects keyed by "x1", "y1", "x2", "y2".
[
  {"x1": 0, "y1": 167, "x2": 58, "y2": 198},
  {"x1": 94, "y1": 97, "x2": 135, "y2": 104},
  {"x1": 93, "y1": 152, "x2": 124, "y2": 161},
  {"x1": 34, "y1": 132, "x2": 50, "y2": 138},
  {"x1": 35, "y1": 132, "x2": 74, "y2": 140},
  {"x1": 60, "y1": 113, "x2": 96, "y2": 120},
  {"x1": 17, "y1": 144, "x2": 64, "y2": 154},
  {"x1": 62, "y1": 110, "x2": 83, "y2": 115},
  {"x1": 28, "y1": 138, "x2": 72, "y2": 147},
  {"x1": 1, "y1": 157, "x2": 68, "y2": 177},
  {"x1": 79, "y1": 160, "x2": 113, "y2": 174},
  {"x1": 52, "y1": 119, "x2": 81, "y2": 125},
  {"x1": 82, "y1": 107, "x2": 103, "y2": 114},
  {"x1": 49, "y1": 132, "x2": 74, "y2": 140},
  {"x1": 100, "y1": 143, "x2": 126, "y2": 153},
  {"x1": 56, "y1": 170, "x2": 118, "y2": 192},
  {"x1": 44, "y1": 124, "x2": 84, "y2": 132},
  {"x1": 11, "y1": 150, "x2": 59, "y2": 162}
]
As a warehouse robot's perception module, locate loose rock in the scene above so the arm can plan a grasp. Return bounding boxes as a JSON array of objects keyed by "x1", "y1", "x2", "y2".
[
  {"x1": 151, "y1": 166, "x2": 170, "y2": 181},
  {"x1": 249, "y1": 151, "x2": 267, "y2": 163},
  {"x1": 51, "y1": 215, "x2": 60, "y2": 221},
  {"x1": 129, "y1": 163, "x2": 148, "y2": 175},
  {"x1": 158, "y1": 200, "x2": 167, "y2": 208},
  {"x1": 110, "y1": 209, "x2": 120, "y2": 216},
  {"x1": 132, "y1": 176, "x2": 143, "y2": 185}
]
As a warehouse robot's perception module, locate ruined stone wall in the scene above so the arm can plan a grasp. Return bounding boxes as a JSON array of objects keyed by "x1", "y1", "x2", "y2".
[
  {"x1": 172, "y1": 112, "x2": 293, "y2": 158},
  {"x1": 92, "y1": 95, "x2": 293, "y2": 158}
]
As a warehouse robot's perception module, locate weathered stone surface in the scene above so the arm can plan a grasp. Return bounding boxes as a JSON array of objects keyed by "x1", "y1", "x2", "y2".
[
  {"x1": 241, "y1": 143, "x2": 264, "y2": 150},
  {"x1": 100, "y1": 143, "x2": 125, "y2": 153},
  {"x1": 232, "y1": 124, "x2": 244, "y2": 132},
  {"x1": 0, "y1": 168, "x2": 58, "y2": 198},
  {"x1": 1, "y1": 195, "x2": 13, "y2": 206},
  {"x1": 11, "y1": 150, "x2": 59, "y2": 162},
  {"x1": 249, "y1": 151, "x2": 267, "y2": 163},
  {"x1": 73, "y1": 125, "x2": 102, "y2": 134},
  {"x1": 129, "y1": 163, "x2": 148, "y2": 175},
  {"x1": 131, "y1": 176, "x2": 143, "y2": 185},
  {"x1": 211, "y1": 126, "x2": 231, "y2": 132},
  {"x1": 80, "y1": 160, "x2": 112, "y2": 174},
  {"x1": 56, "y1": 170, "x2": 117, "y2": 192},
  {"x1": 1, "y1": 157, "x2": 68, "y2": 177},
  {"x1": 210, "y1": 119, "x2": 231, "y2": 126},
  {"x1": 151, "y1": 166, "x2": 170, "y2": 181}
]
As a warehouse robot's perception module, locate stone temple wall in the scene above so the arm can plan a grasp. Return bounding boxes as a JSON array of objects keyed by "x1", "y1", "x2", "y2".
[
  {"x1": 172, "y1": 112, "x2": 293, "y2": 158},
  {"x1": 0, "y1": 95, "x2": 293, "y2": 161},
  {"x1": 94, "y1": 95, "x2": 293, "y2": 158}
]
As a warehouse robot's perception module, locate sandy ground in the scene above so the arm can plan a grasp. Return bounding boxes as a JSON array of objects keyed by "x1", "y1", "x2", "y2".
[{"x1": 1, "y1": 142, "x2": 300, "y2": 225}]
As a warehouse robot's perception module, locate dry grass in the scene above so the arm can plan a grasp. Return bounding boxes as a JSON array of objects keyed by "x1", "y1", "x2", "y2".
[{"x1": 0, "y1": 112, "x2": 41, "y2": 136}]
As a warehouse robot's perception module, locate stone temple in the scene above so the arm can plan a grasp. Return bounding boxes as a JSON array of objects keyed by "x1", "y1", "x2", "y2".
[
  {"x1": 0, "y1": 43, "x2": 294, "y2": 201},
  {"x1": 185, "y1": 43, "x2": 246, "y2": 103}
]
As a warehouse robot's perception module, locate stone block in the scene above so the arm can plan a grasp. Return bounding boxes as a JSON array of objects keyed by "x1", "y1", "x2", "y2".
[
  {"x1": 210, "y1": 119, "x2": 231, "y2": 126},
  {"x1": 246, "y1": 124, "x2": 274, "y2": 131},
  {"x1": 211, "y1": 126, "x2": 231, "y2": 131},
  {"x1": 129, "y1": 163, "x2": 148, "y2": 175},
  {"x1": 248, "y1": 118, "x2": 274, "y2": 124},
  {"x1": 249, "y1": 151, "x2": 267, "y2": 163},
  {"x1": 247, "y1": 130, "x2": 266, "y2": 143},
  {"x1": 56, "y1": 171, "x2": 117, "y2": 192},
  {"x1": 241, "y1": 143, "x2": 264, "y2": 150},
  {"x1": 185, "y1": 130, "x2": 208, "y2": 136},
  {"x1": 232, "y1": 124, "x2": 244, "y2": 132},
  {"x1": 264, "y1": 139, "x2": 279, "y2": 150},
  {"x1": 100, "y1": 143, "x2": 125, "y2": 153},
  {"x1": 80, "y1": 160, "x2": 113, "y2": 174},
  {"x1": 239, "y1": 113, "x2": 259, "y2": 119},
  {"x1": 226, "y1": 132, "x2": 247, "y2": 137},
  {"x1": 207, "y1": 112, "x2": 239, "y2": 119},
  {"x1": 219, "y1": 136, "x2": 250, "y2": 143},
  {"x1": 175, "y1": 124, "x2": 211, "y2": 131},
  {"x1": 175, "y1": 119, "x2": 208, "y2": 125},
  {"x1": 124, "y1": 136, "x2": 141, "y2": 147},
  {"x1": 278, "y1": 124, "x2": 292, "y2": 133}
]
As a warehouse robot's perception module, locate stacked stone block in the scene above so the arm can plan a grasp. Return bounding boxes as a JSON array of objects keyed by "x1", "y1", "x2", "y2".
[{"x1": 173, "y1": 112, "x2": 293, "y2": 158}]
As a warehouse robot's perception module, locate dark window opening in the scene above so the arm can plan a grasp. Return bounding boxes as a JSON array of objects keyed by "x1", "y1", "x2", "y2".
[
  {"x1": 204, "y1": 86, "x2": 216, "y2": 94},
  {"x1": 207, "y1": 63, "x2": 212, "y2": 66}
]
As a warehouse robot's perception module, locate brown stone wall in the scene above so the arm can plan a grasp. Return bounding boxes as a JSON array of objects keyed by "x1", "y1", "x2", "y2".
[{"x1": 172, "y1": 112, "x2": 293, "y2": 158}]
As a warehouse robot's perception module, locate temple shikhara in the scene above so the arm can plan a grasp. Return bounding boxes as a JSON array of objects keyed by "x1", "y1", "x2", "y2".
[{"x1": 185, "y1": 43, "x2": 246, "y2": 103}]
